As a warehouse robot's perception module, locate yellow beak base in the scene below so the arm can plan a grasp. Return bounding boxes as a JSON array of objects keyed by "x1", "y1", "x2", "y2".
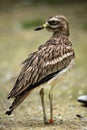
[{"x1": 34, "y1": 23, "x2": 48, "y2": 31}]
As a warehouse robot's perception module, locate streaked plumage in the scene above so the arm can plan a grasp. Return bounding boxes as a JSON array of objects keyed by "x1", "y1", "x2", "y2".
[{"x1": 6, "y1": 15, "x2": 75, "y2": 124}]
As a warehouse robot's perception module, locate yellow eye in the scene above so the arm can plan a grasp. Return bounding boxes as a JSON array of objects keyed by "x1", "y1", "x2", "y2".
[{"x1": 48, "y1": 20, "x2": 59, "y2": 25}]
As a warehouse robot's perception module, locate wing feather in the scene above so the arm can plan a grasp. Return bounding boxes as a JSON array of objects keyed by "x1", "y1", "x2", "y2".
[{"x1": 8, "y1": 37, "x2": 75, "y2": 99}]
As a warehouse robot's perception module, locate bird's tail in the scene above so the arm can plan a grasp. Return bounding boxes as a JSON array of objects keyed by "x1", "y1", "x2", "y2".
[{"x1": 5, "y1": 90, "x2": 30, "y2": 115}]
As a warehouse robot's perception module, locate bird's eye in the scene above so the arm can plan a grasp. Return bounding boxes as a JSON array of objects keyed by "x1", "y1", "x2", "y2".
[{"x1": 48, "y1": 20, "x2": 59, "y2": 25}]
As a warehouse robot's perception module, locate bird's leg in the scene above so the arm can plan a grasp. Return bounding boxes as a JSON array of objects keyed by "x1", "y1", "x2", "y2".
[
  {"x1": 39, "y1": 88, "x2": 48, "y2": 124},
  {"x1": 49, "y1": 86, "x2": 54, "y2": 124}
]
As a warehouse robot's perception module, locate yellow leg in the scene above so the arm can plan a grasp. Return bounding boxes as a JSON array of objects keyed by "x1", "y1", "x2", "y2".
[
  {"x1": 49, "y1": 86, "x2": 54, "y2": 123},
  {"x1": 39, "y1": 88, "x2": 48, "y2": 124}
]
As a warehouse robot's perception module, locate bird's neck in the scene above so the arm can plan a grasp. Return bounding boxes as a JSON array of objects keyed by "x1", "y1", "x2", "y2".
[
  {"x1": 52, "y1": 30, "x2": 69, "y2": 38},
  {"x1": 53, "y1": 27, "x2": 69, "y2": 38}
]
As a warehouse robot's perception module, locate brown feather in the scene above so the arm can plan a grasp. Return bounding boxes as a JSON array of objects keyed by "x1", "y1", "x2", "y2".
[
  {"x1": 6, "y1": 15, "x2": 75, "y2": 115},
  {"x1": 8, "y1": 35, "x2": 75, "y2": 99}
]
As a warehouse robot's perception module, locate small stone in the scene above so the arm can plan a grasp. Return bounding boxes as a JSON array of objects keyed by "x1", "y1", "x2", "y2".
[
  {"x1": 77, "y1": 95, "x2": 87, "y2": 104},
  {"x1": 76, "y1": 114, "x2": 83, "y2": 118}
]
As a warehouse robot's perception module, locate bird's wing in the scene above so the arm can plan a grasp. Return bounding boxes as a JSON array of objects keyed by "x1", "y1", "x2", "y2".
[{"x1": 8, "y1": 38, "x2": 75, "y2": 99}]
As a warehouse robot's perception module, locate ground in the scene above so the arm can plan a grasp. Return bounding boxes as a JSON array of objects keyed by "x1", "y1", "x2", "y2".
[{"x1": 0, "y1": 2, "x2": 87, "y2": 130}]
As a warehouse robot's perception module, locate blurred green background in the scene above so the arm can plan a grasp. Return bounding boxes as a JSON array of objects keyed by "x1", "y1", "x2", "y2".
[{"x1": 0, "y1": 0, "x2": 87, "y2": 129}]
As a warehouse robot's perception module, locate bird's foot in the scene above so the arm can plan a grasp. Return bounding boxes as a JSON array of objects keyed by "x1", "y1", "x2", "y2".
[
  {"x1": 49, "y1": 115, "x2": 63, "y2": 125},
  {"x1": 44, "y1": 118, "x2": 63, "y2": 125},
  {"x1": 44, "y1": 117, "x2": 49, "y2": 124},
  {"x1": 44, "y1": 118, "x2": 54, "y2": 124},
  {"x1": 49, "y1": 119, "x2": 54, "y2": 124}
]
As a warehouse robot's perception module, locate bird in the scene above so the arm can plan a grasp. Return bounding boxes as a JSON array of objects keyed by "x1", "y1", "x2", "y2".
[{"x1": 5, "y1": 15, "x2": 75, "y2": 124}]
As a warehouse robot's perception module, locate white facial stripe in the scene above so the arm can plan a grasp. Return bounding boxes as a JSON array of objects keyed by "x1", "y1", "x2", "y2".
[
  {"x1": 45, "y1": 52, "x2": 73, "y2": 66},
  {"x1": 50, "y1": 17, "x2": 58, "y2": 21},
  {"x1": 50, "y1": 25, "x2": 58, "y2": 28}
]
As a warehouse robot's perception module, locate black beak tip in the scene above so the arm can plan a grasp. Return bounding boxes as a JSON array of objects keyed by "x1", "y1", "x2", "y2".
[
  {"x1": 34, "y1": 28, "x2": 39, "y2": 31},
  {"x1": 34, "y1": 26, "x2": 43, "y2": 31}
]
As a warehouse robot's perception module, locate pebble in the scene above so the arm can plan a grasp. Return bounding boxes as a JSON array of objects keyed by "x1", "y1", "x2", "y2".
[{"x1": 77, "y1": 95, "x2": 87, "y2": 104}]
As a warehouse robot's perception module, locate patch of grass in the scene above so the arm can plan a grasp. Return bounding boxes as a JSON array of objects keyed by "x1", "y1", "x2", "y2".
[
  {"x1": 83, "y1": 22, "x2": 87, "y2": 31},
  {"x1": 21, "y1": 19, "x2": 44, "y2": 29}
]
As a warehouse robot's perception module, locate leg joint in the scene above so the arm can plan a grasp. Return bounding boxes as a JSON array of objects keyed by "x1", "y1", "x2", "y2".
[{"x1": 39, "y1": 88, "x2": 44, "y2": 96}]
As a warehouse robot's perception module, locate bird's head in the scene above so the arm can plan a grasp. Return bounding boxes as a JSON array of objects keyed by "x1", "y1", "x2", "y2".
[{"x1": 35, "y1": 15, "x2": 69, "y2": 36}]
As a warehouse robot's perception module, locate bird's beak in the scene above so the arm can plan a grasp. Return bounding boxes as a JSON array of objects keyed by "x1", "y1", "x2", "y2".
[{"x1": 34, "y1": 23, "x2": 48, "y2": 31}]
